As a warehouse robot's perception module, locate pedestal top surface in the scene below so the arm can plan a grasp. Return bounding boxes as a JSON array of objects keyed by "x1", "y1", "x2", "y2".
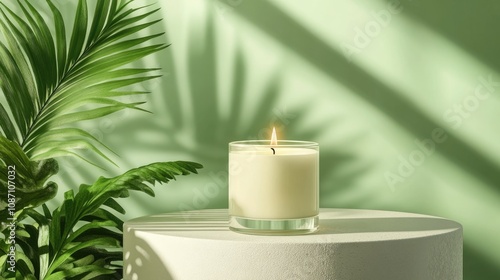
[{"x1": 124, "y1": 208, "x2": 462, "y2": 243}]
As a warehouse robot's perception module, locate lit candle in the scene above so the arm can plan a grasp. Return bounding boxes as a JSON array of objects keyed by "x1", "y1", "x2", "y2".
[{"x1": 229, "y1": 128, "x2": 319, "y2": 234}]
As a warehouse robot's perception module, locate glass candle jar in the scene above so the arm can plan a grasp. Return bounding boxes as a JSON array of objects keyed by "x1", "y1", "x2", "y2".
[{"x1": 229, "y1": 140, "x2": 319, "y2": 235}]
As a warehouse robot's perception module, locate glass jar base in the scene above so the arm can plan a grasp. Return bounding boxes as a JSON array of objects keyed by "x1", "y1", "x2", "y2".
[{"x1": 229, "y1": 215, "x2": 319, "y2": 235}]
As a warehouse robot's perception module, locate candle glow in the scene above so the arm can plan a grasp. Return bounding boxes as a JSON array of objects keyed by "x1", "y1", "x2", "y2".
[{"x1": 270, "y1": 127, "x2": 278, "y2": 146}]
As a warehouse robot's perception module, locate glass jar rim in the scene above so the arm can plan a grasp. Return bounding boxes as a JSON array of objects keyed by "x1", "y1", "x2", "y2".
[{"x1": 229, "y1": 140, "x2": 318, "y2": 148}]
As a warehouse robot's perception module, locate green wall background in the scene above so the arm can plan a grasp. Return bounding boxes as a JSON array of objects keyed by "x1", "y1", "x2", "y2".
[{"x1": 41, "y1": 0, "x2": 500, "y2": 278}]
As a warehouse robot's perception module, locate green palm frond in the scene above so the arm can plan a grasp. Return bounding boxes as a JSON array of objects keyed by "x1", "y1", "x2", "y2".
[
  {"x1": 0, "y1": 1, "x2": 204, "y2": 279},
  {"x1": 2, "y1": 161, "x2": 202, "y2": 279},
  {"x1": 0, "y1": 0, "x2": 166, "y2": 164},
  {"x1": 46, "y1": 161, "x2": 201, "y2": 279}
]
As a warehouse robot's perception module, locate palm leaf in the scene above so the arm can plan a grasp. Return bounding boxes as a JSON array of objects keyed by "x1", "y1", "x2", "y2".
[
  {"x1": 43, "y1": 161, "x2": 202, "y2": 278},
  {"x1": 0, "y1": 2, "x2": 205, "y2": 279},
  {"x1": 0, "y1": 0, "x2": 166, "y2": 164},
  {"x1": 2, "y1": 161, "x2": 202, "y2": 279}
]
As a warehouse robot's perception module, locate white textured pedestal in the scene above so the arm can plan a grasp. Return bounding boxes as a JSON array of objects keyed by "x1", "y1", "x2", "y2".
[{"x1": 123, "y1": 209, "x2": 462, "y2": 280}]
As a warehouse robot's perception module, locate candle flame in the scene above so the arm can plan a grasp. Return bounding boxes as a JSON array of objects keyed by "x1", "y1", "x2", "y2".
[{"x1": 270, "y1": 127, "x2": 278, "y2": 145}]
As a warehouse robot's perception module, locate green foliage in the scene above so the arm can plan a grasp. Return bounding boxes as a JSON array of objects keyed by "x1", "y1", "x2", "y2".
[
  {"x1": 0, "y1": 0, "x2": 166, "y2": 164},
  {"x1": 1, "y1": 161, "x2": 201, "y2": 279},
  {"x1": 0, "y1": 0, "x2": 201, "y2": 279},
  {"x1": 0, "y1": 136, "x2": 58, "y2": 222}
]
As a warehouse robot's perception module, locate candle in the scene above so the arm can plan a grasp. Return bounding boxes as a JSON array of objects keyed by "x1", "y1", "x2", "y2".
[{"x1": 229, "y1": 128, "x2": 319, "y2": 234}]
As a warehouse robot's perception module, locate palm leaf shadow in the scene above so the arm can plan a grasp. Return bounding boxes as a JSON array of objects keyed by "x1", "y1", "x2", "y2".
[
  {"x1": 107, "y1": 9, "x2": 283, "y2": 209},
  {"x1": 230, "y1": 1, "x2": 500, "y2": 278},
  {"x1": 283, "y1": 109, "x2": 378, "y2": 205},
  {"x1": 381, "y1": 0, "x2": 500, "y2": 74},
  {"x1": 105, "y1": 1, "x2": 498, "y2": 278},
  {"x1": 119, "y1": 10, "x2": 283, "y2": 157},
  {"x1": 231, "y1": 0, "x2": 500, "y2": 194},
  {"x1": 111, "y1": 4, "x2": 375, "y2": 209}
]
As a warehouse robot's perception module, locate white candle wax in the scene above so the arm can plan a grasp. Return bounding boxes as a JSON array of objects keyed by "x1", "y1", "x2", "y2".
[{"x1": 229, "y1": 147, "x2": 319, "y2": 219}]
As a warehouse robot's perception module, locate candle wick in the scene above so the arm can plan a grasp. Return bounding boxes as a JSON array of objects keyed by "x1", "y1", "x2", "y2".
[{"x1": 271, "y1": 148, "x2": 275, "y2": 155}]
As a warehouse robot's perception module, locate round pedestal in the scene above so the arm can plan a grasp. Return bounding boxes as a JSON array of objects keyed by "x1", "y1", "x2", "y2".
[{"x1": 123, "y1": 209, "x2": 462, "y2": 280}]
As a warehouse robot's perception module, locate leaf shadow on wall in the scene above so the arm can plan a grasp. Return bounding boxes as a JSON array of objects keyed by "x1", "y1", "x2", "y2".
[
  {"x1": 231, "y1": 0, "x2": 500, "y2": 196},
  {"x1": 226, "y1": 0, "x2": 500, "y2": 278},
  {"x1": 382, "y1": 0, "x2": 500, "y2": 74},
  {"x1": 109, "y1": 0, "x2": 500, "y2": 278},
  {"x1": 111, "y1": 5, "x2": 372, "y2": 212}
]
